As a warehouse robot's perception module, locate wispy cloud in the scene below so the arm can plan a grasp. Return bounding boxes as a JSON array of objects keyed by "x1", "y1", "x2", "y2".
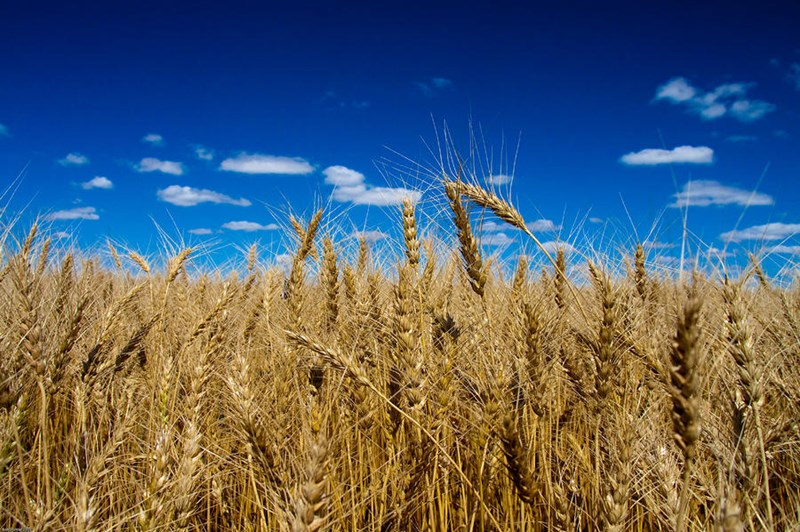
[
  {"x1": 655, "y1": 77, "x2": 775, "y2": 122},
  {"x1": 194, "y1": 146, "x2": 214, "y2": 161},
  {"x1": 136, "y1": 157, "x2": 185, "y2": 175},
  {"x1": 46, "y1": 206, "x2": 99, "y2": 221},
  {"x1": 53, "y1": 231, "x2": 71, "y2": 239},
  {"x1": 323, "y1": 165, "x2": 421, "y2": 206},
  {"x1": 0, "y1": 123, "x2": 8, "y2": 136},
  {"x1": 142, "y1": 133, "x2": 164, "y2": 146},
  {"x1": 352, "y1": 230, "x2": 389, "y2": 244},
  {"x1": 188, "y1": 228, "x2": 213, "y2": 235},
  {"x1": 670, "y1": 180, "x2": 773, "y2": 208},
  {"x1": 644, "y1": 241, "x2": 676, "y2": 250},
  {"x1": 220, "y1": 153, "x2": 314, "y2": 175},
  {"x1": 620, "y1": 146, "x2": 713, "y2": 165},
  {"x1": 416, "y1": 77, "x2": 454, "y2": 97},
  {"x1": 487, "y1": 174, "x2": 512, "y2": 185},
  {"x1": 81, "y1": 176, "x2": 113, "y2": 190},
  {"x1": 59, "y1": 152, "x2": 90, "y2": 166},
  {"x1": 769, "y1": 245, "x2": 800, "y2": 255},
  {"x1": 482, "y1": 232, "x2": 514, "y2": 247},
  {"x1": 721, "y1": 222, "x2": 800, "y2": 243},
  {"x1": 317, "y1": 91, "x2": 370, "y2": 110},
  {"x1": 526, "y1": 219, "x2": 560, "y2": 233},
  {"x1": 157, "y1": 185, "x2": 251, "y2": 207},
  {"x1": 222, "y1": 221, "x2": 279, "y2": 232}
]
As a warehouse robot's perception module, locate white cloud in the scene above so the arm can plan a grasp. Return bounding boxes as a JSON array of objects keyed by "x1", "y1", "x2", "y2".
[
  {"x1": 487, "y1": 174, "x2": 512, "y2": 185},
  {"x1": 157, "y1": 185, "x2": 251, "y2": 207},
  {"x1": 589, "y1": 217, "x2": 604, "y2": 224},
  {"x1": 59, "y1": 153, "x2": 90, "y2": 166},
  {"x1": 137, "y1": 157, "x2": 185, "y2": 175},
  {"x1": 324, "y1": 165, "x2": 366, "y2": 186},
  {"x1": 81, "y1": 176, "x2": 113, "y2": 190},
  {"x1": 194, "y1": 146, "x2": 214, "y2": 160},
  {"x1": 655, "y1": 78, "x2": 697, "y2": 102},
  {"x1": 481, "y1": 221, "x2": 506, "y2": 232},
  {"x1": 620, "y1": 145, "x2": 713, "y2": 166},
  {"x1": 721, "y1": 223, "x2": 800, "y2": 243},
  {"x1": 654, "y1": 77, "x2": 775, "y2": 122},
  {"x1": 53, "y1": 231, "x2": 71, "y2": 239},
  {"x1": 526, "y1": 219, "x2": 560, "y2": 233},
  {"x1": 0, "y1": 123, "x2": 8, "y2": 136},
  {"x1": 189, "y1": 228, "x2": 213, "y2": 235},
  {"x1": 220, "y1": 153, "x2": 313, "y2": 175},
  {"x1": 670, "y1": 180, "x2": 773, "y2": 208},
  {"x1": 770, "y1": 245, "x2": 800, "y2": 255},
  {"x1": 323, "y1": 165, "x2": 421, "y2": 206},
  {"x1": 46, "y1": 206, "x2": 99, "y2": 221},
  {"x1": 142, "y1": 133, "x2": 164, "y2": 146},
  {"x1": 222, "y1": 221, "x2": 279, "y2": 232},
  {"x1": 353, "y1": 230, "x2": 389, "y2": 244},
  {"x1": 540, "y1": 241, "x2": 577, "y2": 254},
  {"x1": 482, "y1": 232, "x2": 514, "y2": 247},
  {"x1": 644, "y1": 241, "x2": 676, "y2": 250}
]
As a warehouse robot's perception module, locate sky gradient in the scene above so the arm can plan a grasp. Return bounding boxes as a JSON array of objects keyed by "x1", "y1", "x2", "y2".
[{"x1": 1, "y1": 1, "x2": 799, "y2": 277}]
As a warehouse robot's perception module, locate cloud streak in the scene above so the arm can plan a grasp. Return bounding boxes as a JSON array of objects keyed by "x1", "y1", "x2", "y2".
[
  {"x1": 655, "y1": 77, "x2": 775, "y2": 122},
  {"x1": 222, "y1": 221, "x2": 279, "y2": 232},
  {"x1": 46, "y1": 206, "x2": 99, "y2": 221},
  {"x1": 137, "y1": 157, "x2": 185, "y2": 175},
  {"x1": 620, "y1": 146, "x2": 713, "y2": 165},
  {"x1": 721, "y1": 222, "x2": 800, "y2": 243},
  {"x1": 416, "y1": 77, "x2": 454, "y2": 96},
  {"x1": 670, "y1": 180, "x2": 773, "y2": 208},
  {"x1": 220, "y1": 153, "x2": 314, "y2": 175},
  {"x1": 157, "y1": 185, "x2": 251, "y2": 207},
  {"x1": 142, "y1": 133, "x2": 164, "y2": 146}
]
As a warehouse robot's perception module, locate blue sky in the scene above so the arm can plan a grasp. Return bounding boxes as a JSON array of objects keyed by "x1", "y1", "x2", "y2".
[{"x1": 1, "y1": 1, "x2": 799, "y2": 275}]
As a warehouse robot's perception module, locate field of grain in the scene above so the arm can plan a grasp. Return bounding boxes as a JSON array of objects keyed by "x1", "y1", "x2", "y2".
[{"x1": 1, "y1": 179, "x2": 798, "y2": 531}]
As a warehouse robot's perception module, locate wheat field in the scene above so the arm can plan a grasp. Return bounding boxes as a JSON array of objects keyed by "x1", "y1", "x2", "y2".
[{"x1": 1, "y1": 179, "x2": 798, "y2": 531}]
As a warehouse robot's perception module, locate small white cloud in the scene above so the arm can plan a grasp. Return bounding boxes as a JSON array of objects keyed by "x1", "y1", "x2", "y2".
[
  {"x1": 194, "y1": 146, "x2": 214, "y2": 161},
  {"x1": 769, "y1": 245, "x2": 800, "y2": 255},
  {"x1": 137, "y1": 157, "x2": 185, "y2": 175},
  {"x1": 353, "y1": 230, "x2": 389, "y2": 244},
  {"x1": 721, "y1": 222, "x2": 800, "y2": 243},
  {"x1": 729, "y1": 100, "x2": 776, "y2": 122},
  {"x1": 655, "y1": 77, "x2": 697, "y2": 102},
  {"x1": 274, "y1": 253, "x2": 293, "y2": 272},
  {"x1": 670, "y1": 180, "x2": 773, "y2": 208},
  {"x1": 620, "y1": 146, "x2": 713, "y2": 166},
  {"x1": 81, "y1": 176, "x2": 113, "y2": 190},
  {"x1": 157, "y1": 185, "x2": 251, "y2": 207},
  {"x1": 220, "y1": 153, "x2": 313, "y2": 175},
  {"x1": 589, "y1": 217, "x2": 604, "y2": 224},
  {"x1": 482, "y1": 232, "x2": 514, "y2": 247},
  {"x1": 0, "y1": 123, "x2": 8, "y2": 136},
  {"x1": 222, "y1": 221, "x2": 279, "y2": 232},
  {"x1": 526, "y1": 219, "x2": 560, "y2": 233},
  {"x1": 487, "y1": 174, "x2": 512, "y2": 185},
  {"x1": 323, "y1": 165, "x2": 366, "y2": 186},
  {"x1": 53, "y1": 231, "x2": 71, "y2": 239},
  {"x1": 46, "y1": 206, "x2": 99, "y2": 221},
  {"x1": 142, "y1": 133, "x2": 164, "y2": 146},
  {"x1": 189, "y1": 228, "x2": 213, "y2": 235},
  {"x1": 59, "y1": 153, "x2": 90, "y2": 166},
  {"x1": 481, "y1": 221, "x2": 505, "y2": 232},
  {"x1": 323, "y1": 164, "x2": 420, "y2": 206},
  {"x1": 540, "y1": 241, "x2": 577, "y2": 254},
  {"x1": 654, "y1": 77, "x2": 775, "y2": 122},
  {"x1": 644, "y1": 241, "x2": 676, "y2": 250}
]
